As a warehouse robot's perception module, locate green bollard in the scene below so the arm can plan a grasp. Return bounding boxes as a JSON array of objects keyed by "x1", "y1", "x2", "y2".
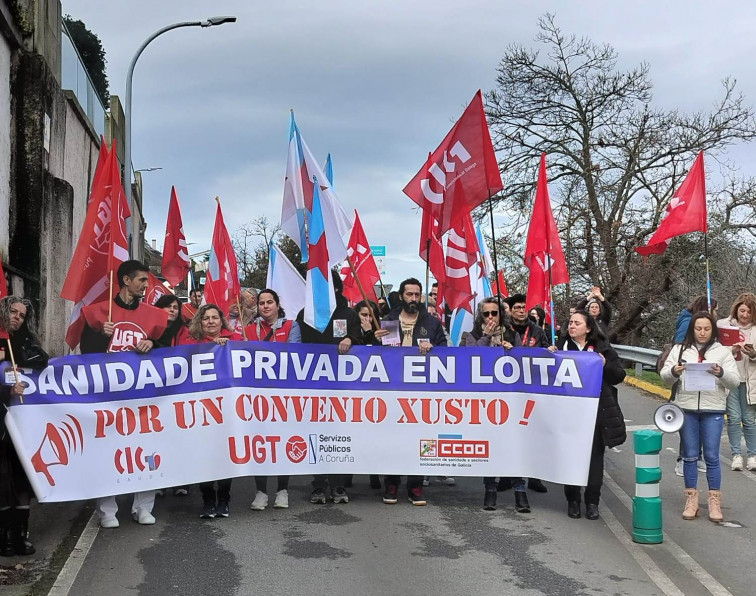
[{"x1": 633, "y1": 429, "x2": 663, "y2": 544}]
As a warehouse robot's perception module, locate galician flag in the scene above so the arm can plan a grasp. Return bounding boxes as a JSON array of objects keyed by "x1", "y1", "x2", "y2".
[{"x1": 304, "y1": 179, "x2": 337, "y2": 332}]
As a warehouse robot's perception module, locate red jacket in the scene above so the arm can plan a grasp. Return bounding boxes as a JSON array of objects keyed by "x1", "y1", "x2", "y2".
[
  {"x1": 245, "y1": 319, "x2": 294, "y2": 343},
  {"x1": 179, "y1": 328, "x2": 243, "y2": 345}
]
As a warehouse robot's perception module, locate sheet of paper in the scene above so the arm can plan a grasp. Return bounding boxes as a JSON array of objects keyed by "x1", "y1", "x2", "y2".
[
  {"x1": 380, "y1": 320, "x2": 400, "y2": 346},
  {"x1": 682, "y1": 362, "x2": 717, "y2": 392}
]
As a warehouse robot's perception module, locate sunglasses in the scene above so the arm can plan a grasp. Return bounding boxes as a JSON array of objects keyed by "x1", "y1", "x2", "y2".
[{"x1": 482, "y1": 311, "x2": 499, "y2": 318}]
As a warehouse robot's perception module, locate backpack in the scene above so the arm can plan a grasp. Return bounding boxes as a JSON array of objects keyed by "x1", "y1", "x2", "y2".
[{"x1": 656, "y1": 343, "x2": 674, "y2": 374}]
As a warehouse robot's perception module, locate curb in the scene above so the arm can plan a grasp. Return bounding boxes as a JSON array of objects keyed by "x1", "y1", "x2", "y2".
[{"x1": 624, "y1": 375, "x2": 671, "y2": 400}]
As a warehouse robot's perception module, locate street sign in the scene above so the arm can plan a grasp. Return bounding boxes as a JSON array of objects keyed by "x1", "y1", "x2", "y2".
[{"x1": 370, "y1": 245, "x2": 386, "y2": 275}]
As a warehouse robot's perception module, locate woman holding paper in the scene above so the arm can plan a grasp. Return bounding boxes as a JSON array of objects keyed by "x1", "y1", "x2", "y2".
[
  {"x1": 551, "y1": 310, "x2": 626, "y2": 521},
  {"x1": 717, "y1": 294, "x2": 756, "y2": 471},
  {"x1": 661, "y1": 312, "x2": 739, "y2": 521},
  {"x1": 355, "y1": 300, "x2": 391, "y2": 346}
]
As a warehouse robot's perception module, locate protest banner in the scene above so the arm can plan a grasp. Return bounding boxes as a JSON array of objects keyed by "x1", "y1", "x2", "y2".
[{"x1": 5, "y1": 343, "x2": 603, "y2": 502}]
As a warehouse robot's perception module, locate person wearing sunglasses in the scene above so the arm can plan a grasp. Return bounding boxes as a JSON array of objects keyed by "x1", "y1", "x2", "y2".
[{"x1": 462, "y1": 298, "x2": 532, "y2": 513}]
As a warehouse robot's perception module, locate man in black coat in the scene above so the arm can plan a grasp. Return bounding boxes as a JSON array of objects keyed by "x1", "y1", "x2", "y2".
[{"x1": 382, "y1": 278, "x2": 449, "y2": 506}]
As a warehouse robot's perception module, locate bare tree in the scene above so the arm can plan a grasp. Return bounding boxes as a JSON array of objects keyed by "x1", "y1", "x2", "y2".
[{"x1": 485, "y1": 14, "x2": 756, "y2": 342}]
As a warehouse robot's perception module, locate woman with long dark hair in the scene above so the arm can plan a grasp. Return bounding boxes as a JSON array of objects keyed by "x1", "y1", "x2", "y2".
[
  {"x1": 245, "y1": 289, "x2": 299, "y2": 510},
  {"x1": 662, "y1": 313, "x2": 739, "y2": 521},
  {"x1": 154, "y1": 294, "x2": 189, "y2": 347},
  {"x1": 0, "y1": 296, "x2": 48, "y2": 556},
  {"x1": 551, "y1": 310, "x2": 626, "y2": 520}
]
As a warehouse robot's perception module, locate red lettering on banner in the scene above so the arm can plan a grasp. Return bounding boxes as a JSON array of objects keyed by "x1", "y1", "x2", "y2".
[
  {"x1": 95, "y1": 409, "x2": 115, "y2": 438},
  {"x1": 138, "y1": 405, "x2": 164, "y2": 433},
  {"x1": 228, "y1": 435, "x2": 281, "y2": 464},
  {"x1": 486, "y1": 399, "x2": 509, "y2": 425},
  {"x1": 397, "y1": 398, "x2": 419, "y2": 423},
  {"x1": 444, "y1": 399, "x2": 464, "y2": 424},
  {"x1": 365, "y1": 397, "x2": 387, "y2": 423},
  {"x1": 421, "y1": 399, "x2": 442, "y2": 424},
  {"x1": 465, "y1": 398, "x2": 484, "y2": 424},
  {"x1": 175, "y1": 397, "x2": 224, "y2": 428}
]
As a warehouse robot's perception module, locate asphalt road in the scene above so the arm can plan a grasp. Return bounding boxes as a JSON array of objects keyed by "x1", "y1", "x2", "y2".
[{"x1": 15, "y1": 383, "x2": 756, "y2": 596}]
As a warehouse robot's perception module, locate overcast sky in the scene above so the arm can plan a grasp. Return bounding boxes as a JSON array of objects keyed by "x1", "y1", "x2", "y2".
[{"x1": 62, "y1": 0, "x2": 756, "y2": 289}]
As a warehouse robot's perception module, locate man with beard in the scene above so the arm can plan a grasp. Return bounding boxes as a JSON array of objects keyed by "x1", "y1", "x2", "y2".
[{"x1": 382, "y1": 278, "x2": 448, "y2": 505}]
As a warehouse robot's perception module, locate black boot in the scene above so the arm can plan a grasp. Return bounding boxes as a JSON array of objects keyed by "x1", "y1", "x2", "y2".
[
  {"x1": 483, "y1": 489, "x2": 497, "y2": 511},
  {"x1": 585, "y1": 503, "x2": 600, "y2": 520},
  {"x1": 567, "y1": 501, "x2": 581, "y2": 519},
  {"x1": 527, "y1": 478, "x2": 548, "y2": 493},
  {"x1": 514, "y1": 491, "x2": 531, "y2": 513},
  {"x1": 0, "y1": 509, "x2": 14, "y2": 557},
  {"x1": 13, "y1": 509, "x2": 35, "y2": 556}
]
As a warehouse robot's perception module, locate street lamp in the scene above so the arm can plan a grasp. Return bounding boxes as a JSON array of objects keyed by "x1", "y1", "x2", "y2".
[{"x1": 124, "y1": 15, "x2": 237, "y2": 257}]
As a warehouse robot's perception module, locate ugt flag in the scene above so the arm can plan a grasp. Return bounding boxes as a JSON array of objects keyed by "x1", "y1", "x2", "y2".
[
  {"x1": 341, "y1": 211, "x2": 381, "y2": 305},
  {"x1": 205, "y1": 198, "x2": 241, "y2": 315},
  {"x1": 161, "y1": 186, "x2": 191, "y2": 287},
  {"x1": 403, "y1": 90, "x2": 503, "y2": 234},
  {"x1": 635, "y1": 152, "x2": 707, "y2": 256},
  {"x1": 524, "y1": 154, "x2": 569, "y2": 311}
]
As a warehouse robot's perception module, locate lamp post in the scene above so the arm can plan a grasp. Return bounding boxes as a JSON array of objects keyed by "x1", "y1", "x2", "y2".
[{"x1": 124, "y1": 15, "x2": 237, "y2": 258}]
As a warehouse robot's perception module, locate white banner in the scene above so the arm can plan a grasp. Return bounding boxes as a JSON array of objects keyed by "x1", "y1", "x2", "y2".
[{"x1": 5, "y1": 343, "x2": 603, "y2": 502}]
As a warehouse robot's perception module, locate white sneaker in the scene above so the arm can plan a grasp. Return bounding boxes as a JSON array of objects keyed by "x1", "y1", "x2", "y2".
[
  {"x1": 732, "y1": 454, "x2": 744, "y2": 471},
  {"x1": 747, "y1": 455, "x2": 756, "y2": 471},
  {"x1": 422, "y1": 476, "x2": 430, "y2": 487},
  {"x1": 674, "y1": 460, "x2": 684, "y2": 477},
  {"x1": 100, "y1": 516, "x2": 119, "y2": 529},
  {"x1": 273, "y1": 489, "x2": 289, "y2": 509},
  {"x1": 250, "y1": 490, "x2": 269, "y2": 510},
  {"x1": 132, "y1": 510, "x2": 156, "y2": 525},
  {"x1": 697, "y1": 459, "x2": 707, "y2": 473}
]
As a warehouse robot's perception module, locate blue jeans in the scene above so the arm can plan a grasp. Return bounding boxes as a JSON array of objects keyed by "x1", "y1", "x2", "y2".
[
  {"x1": 726, "y1": 383, "x2": 756, "y2": 456},
  {"x1": 680, "y1": 410, "x2": 724, "y2": 490}
]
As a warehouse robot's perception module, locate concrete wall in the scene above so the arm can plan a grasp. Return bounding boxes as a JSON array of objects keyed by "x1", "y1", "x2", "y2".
[{"x1": 0, "y1": 33, "x2": 11, "y2": 257}]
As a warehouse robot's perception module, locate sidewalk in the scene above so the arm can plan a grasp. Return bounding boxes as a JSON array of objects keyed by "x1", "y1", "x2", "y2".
[{"x1": 0, "y1": 499, "x2": 92, "y2": 596}]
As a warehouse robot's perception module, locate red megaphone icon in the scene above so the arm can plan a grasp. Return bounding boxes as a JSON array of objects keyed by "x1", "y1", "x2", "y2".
[{"x1": 31, "y1": 423, "x2": 69, "y2": 486}]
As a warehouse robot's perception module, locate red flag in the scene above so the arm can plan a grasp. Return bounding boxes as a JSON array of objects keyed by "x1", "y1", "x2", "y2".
[
  {"x1": 144, "y1": 272, "x2": 174, "y2": 306},
  {"x1": 0, "y1": 258, "x2": 8, "y2": 300},
  {"x1": 161, "y1": 186, "x2": 191, "y2": 286},
  {"x1": 61, "y1": 142, "x2": 130, "y2": 349},
  {"x1": 205, "y1": 198, "x2": 241, "y2": 314},
  {"x1": 442, "y1": 213, "x2": 479, "y2": 311},
  {"x1": 491, "y1": 270, "x2": 509, "y2": 298},
  {"x1": 524, "y1": 154, "x2": 569, "y2": 310},
  {"x1": 404, "y1": 90, "x2": 503, "y2": 234},
  {"x1": 419, "y1": 203, "x2": 447, "y2": 285},
  {"x1": 635, "y1": 152, "x2": 708, "y2": 256},
  {"x1": 106, "y1": 145, "x2": 131, "y2": 277},
  {"x1": 341, "y1": 211, "x2": 381, "y2": 304}
]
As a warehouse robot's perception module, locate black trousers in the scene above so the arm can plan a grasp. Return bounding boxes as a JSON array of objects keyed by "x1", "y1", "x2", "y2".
[
  {"x1": 200, "y1": 479, "x2": 232, "y2": 503},
  {"x1": 384, "y1": 475, "x2": 423, "y2": 490},
  {"x1": 311, "y1": 475, "x2": 346, "y2": 490},
  {"x1": 564, "y1": 428, "x2": 605, "y2": 505},
  {"x1": 255, "y1": 476, "x2": 290, "y2": 493}
]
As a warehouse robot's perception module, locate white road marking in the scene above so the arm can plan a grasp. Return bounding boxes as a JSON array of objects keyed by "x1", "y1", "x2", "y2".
[
  {"x1": 47, "y1": 512, "x2": 100, "y2": 596},
  {"x1": 603, "y1": 473, "x2": 733, "y2": 596}
]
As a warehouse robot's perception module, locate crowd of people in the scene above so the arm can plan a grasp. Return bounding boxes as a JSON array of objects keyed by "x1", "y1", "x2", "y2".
[{"x1": 2, "y1": 258, "x2": 752, "y2": 555}]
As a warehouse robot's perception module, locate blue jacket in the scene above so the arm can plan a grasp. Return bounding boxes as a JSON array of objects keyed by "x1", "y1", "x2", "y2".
[{"x1": 674, "y1": 309, "x2": 692, "y2": 343}]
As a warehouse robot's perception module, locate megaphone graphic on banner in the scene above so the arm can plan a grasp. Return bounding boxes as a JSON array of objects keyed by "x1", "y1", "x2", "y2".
[
  {"x1": 30, "y1": 415, "x2": 84, "y2": 486},
  {"x1": 654, "y1": 403, "x2": 685, "y2": 433}
]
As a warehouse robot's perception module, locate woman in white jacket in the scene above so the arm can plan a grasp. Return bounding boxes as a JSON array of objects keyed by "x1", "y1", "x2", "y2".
[
  {"x1": 717, "y1": 293, "x2": 756, "y2": 471},
  {"x1": 661, "y1": 312, "x2": 739, "y2": 522}
]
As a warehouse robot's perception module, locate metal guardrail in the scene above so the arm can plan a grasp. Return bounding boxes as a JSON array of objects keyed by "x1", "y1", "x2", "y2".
[{"x1": 612, "y1": 344, "x2": 662, "y2": 377}]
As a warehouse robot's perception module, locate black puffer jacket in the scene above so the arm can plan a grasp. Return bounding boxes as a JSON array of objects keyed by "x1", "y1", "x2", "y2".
[{"x1": 557, "y1": 336, "x2": 626, "y2": 448}]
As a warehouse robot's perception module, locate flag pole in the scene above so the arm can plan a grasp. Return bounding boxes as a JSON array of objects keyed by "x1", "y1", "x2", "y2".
[
  {"x1": 345, "y1": 254, "x2": 380, "y2": 331},
  {"x1": 487, "y1": 195, "x2": 506, "y2": 344},
  {"x1": 6, "y1": 337, "x2": 21, "y2": 404},
  {"x1": 108, "y1": 270, "x2": 114, "y2": 323},
  {"x1": 237, "y1": 295, "x2": 247, "y2": 340},
  {"x1": 705, "y1": 231, "x2": 712, "y2": 312},
  {"x1": 424, "y1": 238, "x2": 431, "y2": 309}
]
